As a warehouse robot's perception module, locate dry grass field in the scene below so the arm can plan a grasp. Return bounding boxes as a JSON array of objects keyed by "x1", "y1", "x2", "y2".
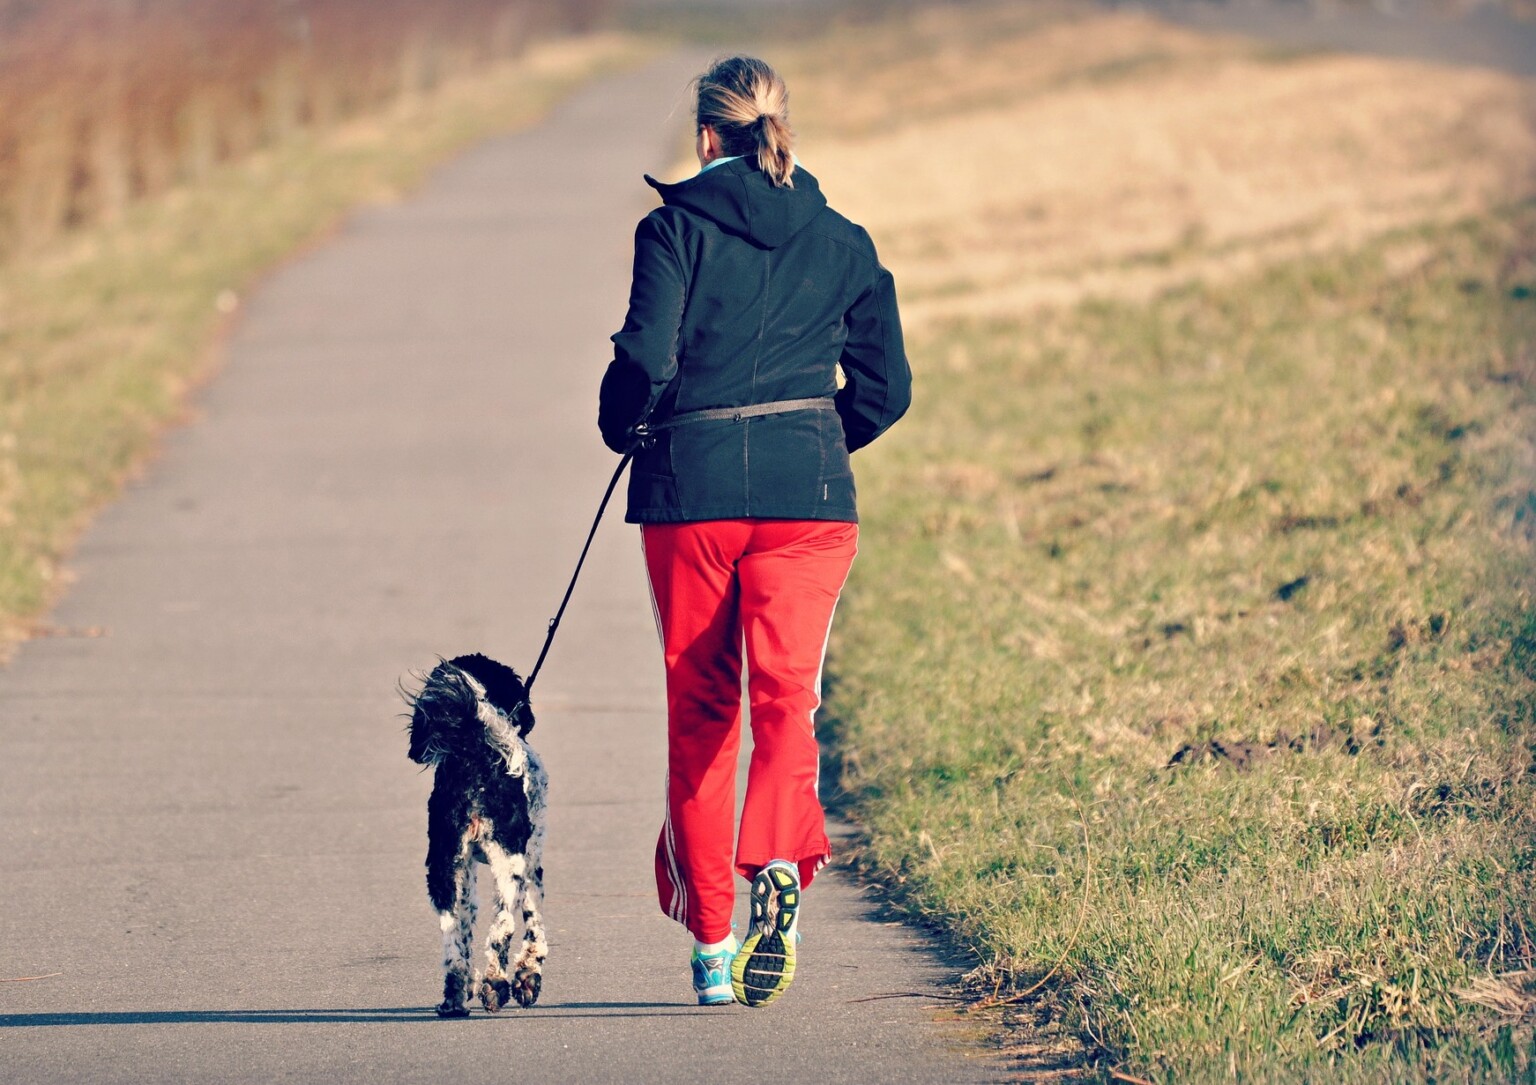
[
  {"x1": 780, "y1": 3, "x2": 1536, "y2": 1080},
  {"x1": 0, "y1": 28, "x2": 651, "y2": 655},
  {"x1": 0, "y1": 0, "x2": 603, "y2": 256},
  {"x1": 791, "y1": 4, "x2": 1535, "y2": 321}
]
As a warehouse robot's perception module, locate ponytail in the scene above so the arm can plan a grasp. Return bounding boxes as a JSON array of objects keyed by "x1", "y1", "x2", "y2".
[{"x1": 695, "y1": 56, "x2": 795, "y2": 188}]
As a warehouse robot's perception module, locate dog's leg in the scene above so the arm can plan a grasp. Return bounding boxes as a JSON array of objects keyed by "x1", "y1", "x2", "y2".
[
  {"x1": 477, "y1": 841, "x2": 524, "y2": 1013},
  {"x1": 508, "y1": 772, "x2": 548, "y2": 1009},
  {"x1": 503, "y1": 762, "x2": 546, "y2": 1008},
  {"x1": 427, "y1": 775, "x2": 477, "y2": 1018},
  {"x1": 509, "y1": 855, "x2": 548, "y2": 1009},
  {"x1": 436, "y1": 849, "x2": 476, "y2": 1018},
  {"x1": 506, "y1": 766, "x2": 549, "y2": 1008}
]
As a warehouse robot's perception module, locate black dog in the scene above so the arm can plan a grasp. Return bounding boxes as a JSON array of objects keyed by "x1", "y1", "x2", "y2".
[{"x1": 406, "y1": 654, "x2": 548, "y2": 1016}]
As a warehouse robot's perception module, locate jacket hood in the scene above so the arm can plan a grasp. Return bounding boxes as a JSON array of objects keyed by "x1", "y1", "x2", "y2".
[{"x1": 645, "y1": 158, "x2": 827, "y2": 250}]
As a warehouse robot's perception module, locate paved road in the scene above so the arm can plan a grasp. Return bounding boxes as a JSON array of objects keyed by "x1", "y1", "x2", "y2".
[{"x1": 0, "y1": 53, "x2": 990, "y2": 1084}]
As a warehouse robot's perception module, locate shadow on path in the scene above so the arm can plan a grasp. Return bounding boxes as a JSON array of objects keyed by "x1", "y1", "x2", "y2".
[{"x1": 0, "y1": 1002, "x2": 693, "y2": 1027}]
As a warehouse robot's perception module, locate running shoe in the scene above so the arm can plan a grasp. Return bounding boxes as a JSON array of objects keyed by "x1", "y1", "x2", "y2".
[
  {"x1": 732, "y1": 860, "x2": 799, "y2": 1006},
  {"x1": 691, "y1": 937, "x2": 737, "y2": 1006}
]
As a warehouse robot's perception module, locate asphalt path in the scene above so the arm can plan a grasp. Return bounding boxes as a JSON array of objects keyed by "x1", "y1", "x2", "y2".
[{"x1": 0, "y1": 52, "x2": 990, "y2": 1084}]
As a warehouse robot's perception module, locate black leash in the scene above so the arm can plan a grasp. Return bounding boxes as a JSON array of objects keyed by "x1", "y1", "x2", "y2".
[
  {"x1": 525, "y1": 450, "x2": 632, "y2": 693},
  {"x1": 522, "y1": 396, "x2": 836, "y2": 692}
]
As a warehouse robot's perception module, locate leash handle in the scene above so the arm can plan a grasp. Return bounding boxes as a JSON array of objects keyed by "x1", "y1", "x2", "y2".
[{"x1": 525, "y1": 451, "x2": 633, "y2": 693}]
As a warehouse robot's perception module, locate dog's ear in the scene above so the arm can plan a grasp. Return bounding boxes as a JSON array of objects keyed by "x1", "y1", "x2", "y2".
[
  {"x1": 407, "y1": 688, "x2": 435, "y2": 764},
  {"x1": 405, "y1": 663, "x2": 441, "y2": 764},
  {"x1": 406, "y1": 660, "x2": 472, "y2": 764}
]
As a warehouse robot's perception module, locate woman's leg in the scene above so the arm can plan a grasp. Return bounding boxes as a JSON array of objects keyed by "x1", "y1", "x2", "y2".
[
  {"x1": 734, "y1": 519, "x2": 858, "y2": 888},
  {"x1": 641, "y1": 520, "x2": 753, "y2": 943}
]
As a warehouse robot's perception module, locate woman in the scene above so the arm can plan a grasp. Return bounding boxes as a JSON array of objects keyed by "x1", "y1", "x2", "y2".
[{"x1": 599, "y1": 55, "x2": 910, "y2": 1008}]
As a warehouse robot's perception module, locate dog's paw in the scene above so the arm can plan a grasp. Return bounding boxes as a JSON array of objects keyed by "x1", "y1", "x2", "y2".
[
  {"x1": 435, "y1": 1000, "x2": 471, "y2": 1018},
  {"x1": 511, "y1": 970, "x2": 542, "y2": 1008},
  {"x1": 479, "y1": 977, "x2": 511, "y2": 1013}
]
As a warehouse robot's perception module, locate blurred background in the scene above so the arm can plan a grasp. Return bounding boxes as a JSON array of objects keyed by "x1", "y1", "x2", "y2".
[
  {"x1": 2, "y1": 3, "x2": 1534, "y2": 1078},
  {"x1": 2, "y1": 0, "x2": 1531, "y2": 257},
  {"x1": 0, "y1": 0, "x2": 606, "y2": 256}
]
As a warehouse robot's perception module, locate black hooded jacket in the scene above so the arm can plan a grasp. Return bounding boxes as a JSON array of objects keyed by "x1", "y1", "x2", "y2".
[{"x1": 599, "y1": 158, "x2": 910, "y2": 523}]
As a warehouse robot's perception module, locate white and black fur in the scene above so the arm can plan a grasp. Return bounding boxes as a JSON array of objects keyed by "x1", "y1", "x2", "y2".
[{"x1": 406, "y1": 654, "x2": 548, "y2": 1016}]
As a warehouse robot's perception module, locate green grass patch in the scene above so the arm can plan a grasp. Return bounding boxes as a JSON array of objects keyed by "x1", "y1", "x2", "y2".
[
  {"x1": 825, "y1": 206, "x2": 1536, "y2": 1081},
  {"x1": 0, "y1": 35, "x2": 653, "y2": 651}
]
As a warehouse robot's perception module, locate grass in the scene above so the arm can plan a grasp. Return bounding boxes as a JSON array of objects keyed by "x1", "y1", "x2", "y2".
[
  {"x1": 821, "y1": 207, "x2": 1536, "y2": 1080},
  {"x1": 785, "y1": 3, "x2": 1535, "y2": 323},
  {"x1": 0, "y1": 32, "x2": 653, "y2": 653},
  {"x1": 766, "y1": 3, "x2": 1536, "y2": 1077}
]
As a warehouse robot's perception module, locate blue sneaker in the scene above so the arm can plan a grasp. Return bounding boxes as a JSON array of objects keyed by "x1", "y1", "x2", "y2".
[{"x1": 691, "y1": 937, "x2": 737, "y2": 1006}]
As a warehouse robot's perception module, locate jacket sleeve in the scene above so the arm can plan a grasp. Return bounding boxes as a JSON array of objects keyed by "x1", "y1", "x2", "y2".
[
  {"x1": 599, "y1": 213, "x2": 687, "y2": 454},
  {"x1": 835, "y1": 259, "x2": 911, "y2": 453}
]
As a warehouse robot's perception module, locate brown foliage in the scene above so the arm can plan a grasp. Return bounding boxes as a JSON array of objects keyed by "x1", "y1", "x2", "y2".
[{"x1": 0, "y1": 0, "x2": 605, "y2": 254}]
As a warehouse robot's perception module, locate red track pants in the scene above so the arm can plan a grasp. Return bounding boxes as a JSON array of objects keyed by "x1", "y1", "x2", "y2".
[{"x1": 641, "y1": 518, "x2": 858, "y2": 943}]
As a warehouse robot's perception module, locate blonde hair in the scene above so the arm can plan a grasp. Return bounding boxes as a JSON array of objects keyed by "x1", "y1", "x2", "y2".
[{"x1": 695, "y1": 56, "x2": 795, "y2": 189}]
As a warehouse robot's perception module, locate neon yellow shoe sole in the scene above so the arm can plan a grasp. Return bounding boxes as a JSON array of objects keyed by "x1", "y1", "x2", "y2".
[{"x1": 732, "y1": 863, "x2": 799, "y2": 1007}]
